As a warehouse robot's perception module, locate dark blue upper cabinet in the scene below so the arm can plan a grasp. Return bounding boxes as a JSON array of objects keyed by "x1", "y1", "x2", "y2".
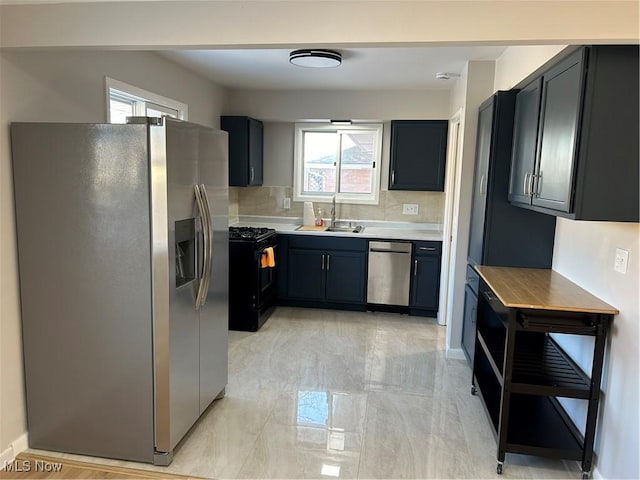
[
  {"x1": 221, "y1": 116, "x2": 263, "y2": 186},
  {"x1": 508, "y1": 79, "x2": 542, "y2": 206},
  {"x1": 389, "y1": 120, "x2": 448, "y2": 191},
  {"x1": 534, "y1": 50, "x2": 585, "y2": 213},
  {"x1": 509, "y1": 45, "x2": 639, "y2": 222}
]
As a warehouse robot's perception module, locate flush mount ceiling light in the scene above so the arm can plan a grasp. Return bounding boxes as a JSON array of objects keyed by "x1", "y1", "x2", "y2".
[{"x1": 289, "y1": 49, "x2": 342, "y2": 68}]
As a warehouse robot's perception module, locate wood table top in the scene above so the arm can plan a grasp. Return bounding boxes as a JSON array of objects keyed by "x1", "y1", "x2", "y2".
[{"x1": 474, "y1": 266, "x2": 619, "y2": 315}]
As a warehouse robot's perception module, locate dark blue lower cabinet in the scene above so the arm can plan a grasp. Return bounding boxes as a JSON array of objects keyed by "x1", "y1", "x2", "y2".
[
  {"x1": 325, "y1": 251, "x2": 366, "y2": 304},
  {"x1": 410, "y1": 252, "x2": 441, "y2": 315},
  {"x1": 287, "y1": 249, "x2": 325, "y2": 301},
  {"x1": 285, "y1": 240, "x2": 367, "y2": 308}
]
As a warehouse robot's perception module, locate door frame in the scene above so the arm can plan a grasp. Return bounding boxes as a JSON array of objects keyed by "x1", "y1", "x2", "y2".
[{"x1": 437, "y1": 108, "x2": 463, "y2": 327}]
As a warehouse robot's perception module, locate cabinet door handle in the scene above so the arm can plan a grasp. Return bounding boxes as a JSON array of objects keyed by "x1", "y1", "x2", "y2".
[
  {"x1": 414, "y1": 259, "x2": 418, "y2": 276},
  {"x1": 321, "y1": 254, "x2": 325, "y2": 270},
  {"x1": 250, "y1": 166, "x2": 255, "y2": 183},
  {"x1": 391, "y1": 170, "x2": 396, "y2": 185},
  {"x1": 479, "y1": 174, "x2": 486, "y2": 196},
  {"x1": 530, "y1": 173, "x2": 536, "y2": 199},
  {"x1": 419, "y1": 247, "x2": 436, "y2": 251},
  {"x1": 523, "y1": 172, "x2": 531, "y2": 196},
  {"x1": 534, "y1": 171, "x2": 542, "y2": 197},
  {"x1": 326, "y1": 254, "x2": 330, "y2": 271}
]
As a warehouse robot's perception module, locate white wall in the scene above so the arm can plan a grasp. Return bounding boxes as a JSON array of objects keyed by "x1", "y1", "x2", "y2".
[
  {"x1": 446, "y1": 61, "x2": 496, "y2": 355},
  {"x1": 0, "y1": 49, "x2": 227, "y2": 457},
  {"x1": 226, "y1": 89, "x2": 451, "y2": 189},
  {"x1": 554, "y1": 222, "x2": 639, "y2": 479},
  {"x1": 493, "y1": 45, "x2": 568, "y2": 92},
  {"x1": 494, "y1": 46, "x2": 639, "y2": 479},
  {"x1": 262, "y1": 122, "x2": 294, "y2": 187}
]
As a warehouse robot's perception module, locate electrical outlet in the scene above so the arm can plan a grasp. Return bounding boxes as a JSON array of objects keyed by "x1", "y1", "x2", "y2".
[
  {"x1": 283, "y1": 197, "x2": 291, "y2": 209},
  {"x1": 614, "y1": 248, "x2": 629, "y2": 274},
  {"x1": 403, "y1": 203, "x2": 419, "y2": 215}
]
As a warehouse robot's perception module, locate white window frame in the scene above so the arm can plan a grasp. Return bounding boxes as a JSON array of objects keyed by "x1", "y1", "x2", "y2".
[
  {"x1": 105, "y1": 77, "x2": 188, "y2": 122},
  {"x1": 293, "y1": 122, "x2": 383, "y2": 205}
]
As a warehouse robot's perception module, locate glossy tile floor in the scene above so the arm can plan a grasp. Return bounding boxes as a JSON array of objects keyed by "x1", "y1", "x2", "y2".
[{"x1": 29, "y1": 307, "x2": 582, "y2": 479}]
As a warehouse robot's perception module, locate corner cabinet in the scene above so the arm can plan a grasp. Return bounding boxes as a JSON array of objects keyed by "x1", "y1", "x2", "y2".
[
  {"x1": 409, "y1": 241, "x2": 441, "y2": 316},
  {"x1": 221, "y1": 116, "x2": 263, "y2": 186},
  {"x1": 472, "y1": 266, "x2": 617, "y2": 479},
  {"x1": 508, "y1": 45, "x2": 639, "y2": 221},
  {"x1": 389, "y1": 120, "x2": 448, "y2": 191},
  {"x1": 285, "y1": 235, "x2": 367, "y2": 308}
]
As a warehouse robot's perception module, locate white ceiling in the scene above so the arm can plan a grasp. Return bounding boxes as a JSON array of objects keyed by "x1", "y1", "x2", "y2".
[{"x1": 160, "y1": 46, "x2": 508, "y2": 91}]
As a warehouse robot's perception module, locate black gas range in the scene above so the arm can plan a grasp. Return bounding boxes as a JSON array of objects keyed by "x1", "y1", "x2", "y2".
[
  {"x1": 229, "y1": 226, "x2": 276, "y2": 243},
  {"x1": 229, "y1": 226, "x2": 278, "y2": 332}
]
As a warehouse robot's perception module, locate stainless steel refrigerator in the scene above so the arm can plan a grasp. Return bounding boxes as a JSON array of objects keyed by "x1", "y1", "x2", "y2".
[{"x1": 11, "y1": 117, "x2": 229, "y2": 465}]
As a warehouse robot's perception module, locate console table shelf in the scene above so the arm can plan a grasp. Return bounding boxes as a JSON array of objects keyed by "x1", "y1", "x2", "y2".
[{"x1": 472, "y1": 266, "x2": 617, "y2": 479}]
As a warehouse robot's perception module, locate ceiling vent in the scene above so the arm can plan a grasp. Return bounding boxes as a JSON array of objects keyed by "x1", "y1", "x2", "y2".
[{"x1": 289, "y1": 49, "x2": 342, "y2": 68}]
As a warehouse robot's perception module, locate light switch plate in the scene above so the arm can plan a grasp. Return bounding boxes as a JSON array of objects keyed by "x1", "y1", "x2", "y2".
[
  {"x1": 614, "y1": 248, "x2": 629, "y2": 274},
  {"x1": 283, "y1": 197, "x2": 291, "y2": 209},
  {"x1": 403, "y1": 203, "x2": 419, "y2": 215}
]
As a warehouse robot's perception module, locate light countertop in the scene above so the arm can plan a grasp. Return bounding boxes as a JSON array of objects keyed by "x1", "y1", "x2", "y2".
[
  {"x1": 232, "y1": 216, "x2": 443, "y2": 242},
  {"x1": 475, "y1": 266, "x2": 619, "y2": 315}
]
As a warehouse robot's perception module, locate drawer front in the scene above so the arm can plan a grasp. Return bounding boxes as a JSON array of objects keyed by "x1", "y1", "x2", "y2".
[
  {"x1": 288, "y1": 235, "x2": 367, "y2": 252},
  {"x1": 466, "y1": 264, "x2": 480, "y2": 294},
  {"x1": 413, "y1": 241, "x2": 442, "y2": 255}
]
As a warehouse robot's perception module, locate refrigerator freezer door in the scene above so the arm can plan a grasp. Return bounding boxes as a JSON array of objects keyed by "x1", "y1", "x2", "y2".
[
  {"x1": 11, "y1": 123, "x2": 155, "y2": 463},
  {"x1": 198, "y1": 127, "x2": 229, "y2": 414}
]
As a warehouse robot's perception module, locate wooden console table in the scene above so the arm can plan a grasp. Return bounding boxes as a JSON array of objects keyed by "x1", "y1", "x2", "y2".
[{"x1": 472, "y1": 266, "x2": 618, "y2": 479}]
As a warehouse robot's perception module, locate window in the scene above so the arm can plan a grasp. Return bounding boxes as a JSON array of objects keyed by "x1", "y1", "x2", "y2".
[
  {"x1": 106, "y1": 77, "x2": 187, "y2": 123},
  {"x1": 294, "y1": 123, "x2": 383, "y2": 205}
]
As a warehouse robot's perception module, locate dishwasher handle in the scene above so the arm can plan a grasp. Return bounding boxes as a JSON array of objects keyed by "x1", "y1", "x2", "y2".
[{"x1": 369, "y1": 248, "x2": 411, "y2": 254}]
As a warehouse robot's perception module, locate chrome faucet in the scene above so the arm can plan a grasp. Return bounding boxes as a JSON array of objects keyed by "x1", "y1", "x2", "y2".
[{"x1": 330, "y1": 195, "x2": 337, "y2": 227}]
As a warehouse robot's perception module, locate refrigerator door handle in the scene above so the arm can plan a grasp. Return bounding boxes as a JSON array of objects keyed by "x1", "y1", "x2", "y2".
[
  {"x1": 199, "y1": 184, "x2": 214, "y2": 306},
  {"x1": 194, "y1": 185, "x2": 209, "y2": 309}
]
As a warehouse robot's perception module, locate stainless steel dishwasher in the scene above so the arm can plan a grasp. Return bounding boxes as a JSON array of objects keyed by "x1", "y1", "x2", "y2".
[{"x1": 367, "y1": 241, "x2": 412, "y2": 306}]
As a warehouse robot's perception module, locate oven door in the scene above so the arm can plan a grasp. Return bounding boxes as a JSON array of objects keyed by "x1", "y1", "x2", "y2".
[{"x1": 255, "y1": 243, "x2": 277, "y2": 308}]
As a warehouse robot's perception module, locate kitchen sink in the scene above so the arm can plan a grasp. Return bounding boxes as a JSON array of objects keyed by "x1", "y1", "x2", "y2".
[{"x1": 326, "y1": 224, "x2": 364, "y2": 233}]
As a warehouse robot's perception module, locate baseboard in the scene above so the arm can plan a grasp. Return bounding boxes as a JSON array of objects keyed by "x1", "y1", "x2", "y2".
[
  {"x1": 446, "y1": 347, "x2": 466, "y2": 360},
  {"x1": 0, "y1": 444, "x2": 13, "y2": 469},
  {"x1": 13, "y1": 433, "x2": 28, "y2": 457},
  {"x1": 0, "y1": 433, "x2": 28, "y2": 467}
]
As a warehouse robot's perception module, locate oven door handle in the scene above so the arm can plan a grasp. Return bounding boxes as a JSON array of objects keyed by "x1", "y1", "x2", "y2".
[
  {"x1": 258, "y1": 244, "x2": 277, "y2": 267},
  {"x1": 199, "y1": 184, "x2": 214, "y2": 307},
  {"x1": 259, "y1": 244, "x2": 277, "y2": 255}
]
